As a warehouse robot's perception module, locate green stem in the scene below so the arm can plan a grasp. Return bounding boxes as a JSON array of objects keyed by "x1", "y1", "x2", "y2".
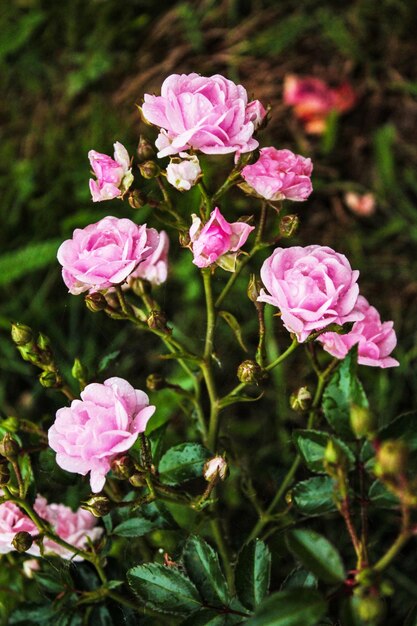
[
  {"x1": 212, "y1": 169, "x2": 242, "y2": 203},
  {"x1": 11, "y1": 461, "x2": 25, "y2": 498},
  {"x1": 202, "y1": 269, "x2": 216, "y2": 360},
  {"x1": 210, "y1": 515, "x2": 235, "y2": 594},
  {"x1": 373, "y1": 503, "x2": 411, "y2": 572},
  {"x1": 198, "y1": 180, "x2": 212, "y2": 219},
  {"x1": 215, "y1": 245, "x2": 262, "y2": 309}
]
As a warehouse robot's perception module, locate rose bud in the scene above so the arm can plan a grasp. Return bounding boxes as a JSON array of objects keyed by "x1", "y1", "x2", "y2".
[
  {"x1": 85, "y1": 292, "x2": 108, "y2": 313},
  {"x1": 11, "y1": 323, "x2": 33, "y2": 347},
  {"x1": 350, "y1": 404, "x2": 376, "y2": 439},
  {"x1": 147, "y1": 310, "x2": 170, "y2": 334},
  {"x1": 39, "y1": 370, "x2": 62, "y2": 389},
  {"x1": 128, "y1": 189, "x2": 147, "y2": 209},
  {"x1": 166, "y1": 155, "x2": 201, "y2": 191},
  {"x1": 290, "y1": 386, "x2": 312, "y2": 412},
  {"x1": 203, "y1": 456, "x2": 228, "y2": 482},
  {"x1": 137, "y1": 136, "x2": 156, "y2": 162},
  {"x1": 139, "y1": 160, "x2": 160, "y2": 179},
  {"x1": 0, "y1": 434, "x2": 20, "y2": 461},
  {"x1": 237, "y1": 360, "x2": 265, "y2": 385},
  {"x1": 12, "y1": 531, "x2": 34, "y2": 553},
  {"x1": 82, "y1": 496, "x2": 112, "y2": 518},
  {"x1": 247, "y1": 274, "x2": 262, "y2": 303},
  {"x1": 111, "y1": 455, "x2": 134, "y2": 480},
  {"x1": 374, "y1": 440, "x2": 408, "y2": 477},
  {"x1": 146, "y1": 373, "x2": 167, "y2": 392},
  {"x1": 279, "y1": 214, "x2": 299, "y2": 238}
]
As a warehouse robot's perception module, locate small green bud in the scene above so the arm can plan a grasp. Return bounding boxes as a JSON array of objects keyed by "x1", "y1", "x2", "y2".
[
  {"x1": 356, "y1": 595, "x2": 385, "y2": 624},
  {"x1": 279, "y1": 214, "x2": 299, "y2": 238},
  {"x1": 237, "y1": 360, "x2": 265, "y2": 385},
  {"x1": 1, "y1": 417, "x2": 19, "y2": 433},
  {"x1": 85, "y1": 292, "x2": 107, "y2": 313},
  {"x1": 82, "y1": 496, "x2": 112, "y2": 518},
  {"x1": 17, "y1": 346, "x2": 39, "y2": 365},
  {"x1": 11, "y1": 323, "x2": 33, "y2": 346},
  {"x1": 146, "y1": 373, "x2": 166, "y2": 392},
  {"x1": 139, "y1": 160, "x2": 160, "y2": 179},
  {"x1": 39, "y1": 370, "x2": 62, "y2": 389},
  {"x1": 247, "y1": 274, "x2": 262, "y2": 303},
  {"x1": 0, "y1": 462, "x2": 10, "y2": 486},
  {"x1": 350, "y1": 404, "x2": 376, "y2": 439},
  {"x1": 375, "y1": 440, "x2": 408, "y2": 477},
  {"x1": 12, "y1": 531, "x2": 33, "y2": 553},
  {"x1": 71, "y1": 358, "x2": 88, "y2": 383},
  {"x1": 289, "y1": 386, "x2": 312, "y2": 412},
  {"x1": 147, "y1": 310, "x2": 170, "y2": 334},
  {"x1": 324, "y1": 438, "x2": 345, "y2": 466},
  {"x1": 137, "y1": 136, "x2": 155, "y2": 162},
  {"x1": 129, "y1": 473, "x2": 146, "y2": 488},
  {"x1": 36, "y1": 333, "x2": 51, "y2": 352},
  {"x1": 128, "y1": 190, "x2": 147, "y2": 209},
  {"x1": 380, "y1": 579, "x2": 395, "y2": 597},
  {"x1": 111, "y1": 455, "x2": 134, "y2": 480},
  {"x1": 0, "y1": 434, "x2": 20, "y2": 461}
]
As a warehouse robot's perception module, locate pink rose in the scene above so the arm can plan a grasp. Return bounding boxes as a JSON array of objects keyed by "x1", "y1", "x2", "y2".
[
  {"x1": 283, "y1": 75, "x2": 356, "y2": 134},
  {"x1": 345, "y1": 192, "x2": 376, "y2": 217},
  {"x1": 258, "y1": 245, "x2": 363, "y2": 342},
  {"x1": 244, "y1": 100, "x2": 267, "y2": 130},
  {"x1": 142, "y1": 73, "x2": 263, "y2": 158},
  {"x1": 57, "y1": 216, "x2": 159, "y2": 295},
  {"x1": 129, "y1": 230, "x2": 169, "y2": 286},
  {"x1": 88, "y1": 142, "x2": 133, "y2": 202},
  {"x1": 241, "y1": 147, "x2": 313, "y2": 202},
  {"x1": 318, "y1": 296, "x2": 399, "y2": 368},
  {"x1": 0, "y1": 499, "x2": 37, "y2": 555},
  {"x1": 33, "y1": 496, "x2": 103, "y2": 560},
  {"x1": 48, "y1": 377, "x2": 155, "y2": 493},
  {"x1": 166, "y1": 155, "x2": 201, "y2": 191},
  {"x1": 189, "y1": 207, "x2": 255, "y2": 271}
]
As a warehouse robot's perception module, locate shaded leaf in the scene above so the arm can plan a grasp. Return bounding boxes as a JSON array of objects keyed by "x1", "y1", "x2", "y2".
[
  {"x1": 245, "y1": 589, "x2": 327, "y2": 626},
  {"x1": 113, "y1": 501, "x2": 176, "y2": 537},
  {"x1": 235, "y1": 539, "x2": 271, "y2": 611},
  {"x1": 286, "y1": 529, "x2": 345, "y2": 584},
  {"x1": 281, "y1": 568, "x2": 318, "y2": 590},
  {"x1": 218, "y1": 310, "x2": 248, "y2": 352},
  {"x1": 159, "y1": 443, "x2": 211, "y2": 485},
  {"x1": 180, "y1": 610, "x2": 242, "y2": 625},
  {"x1": 293, "y1": 429, "x2": 355, "y2": 473},
  {"x1": 183, "y1": 535, "x2": 229, "y2": 606},
  {"x1": 292, "y1": 476, "x2": 337, "y2": 516},
  {"x1": 368, "y1": 480, "x2": 400, "y2": 509}
]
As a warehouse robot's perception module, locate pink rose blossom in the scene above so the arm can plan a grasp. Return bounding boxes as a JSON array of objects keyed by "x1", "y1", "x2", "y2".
[
  {"x1": 318, "y1": 296, "x2": 399, "y2": 368},
  {"x1": 57, "y1": 216, "x2": 159, "y2": 295},
  {"x1": 129, "y1": 230, "x2": 169, "y2": 286},
  {"x1": 88, "y1": 142, "x2": 133, "y2": 202},
  {"x1": 142, "y1": 73, "x2": 263, "y2": 158},
  {"x1": 33, "y1": 496, "x2": 103, "y2": 560},
  {"x1": 23, "y1": 558, "x2": 40, "y2": 578},
  {"x1": 258, "y1": 245, "x2": 363, "y2": 342},
  {"x1": 283, "y1": 75, "x2": 356, "y2": 134},
  {"x1": 241, "y1": 147, "x2": 313, "y2": 202},
  {"x1": 48, "y1": 377, "x2": 155, "y2": 493},
  {"x1": 189, "y1": 207, "x2": 254, "y2": 271},
  {"x1": 0, "y1": 499, "x2": 37, "y2": 555},
  {"x1": 345, "y1": 192, "x2": 376, "y2": 217},
  {"x1": 244, "y1": 100, "x2": 267, "y2": 129},
  {"x1": 166, "y1": 155, "x2": 201, "y2": 191}
]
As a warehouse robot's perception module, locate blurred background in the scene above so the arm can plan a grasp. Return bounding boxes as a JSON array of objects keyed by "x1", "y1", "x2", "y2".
[{"x1": 1, "y1": 0, "x2": 417, "y2": 460}]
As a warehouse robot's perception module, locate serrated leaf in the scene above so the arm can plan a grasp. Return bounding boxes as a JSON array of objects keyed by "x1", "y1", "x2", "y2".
[
  {"x1": 378, "y1": 411, "x2": 417, "y2": 450},
  {"x1": 286, "y1": 529, "x2": 345, "y2": 584},
  {"x1": 159, "y1": 443, "x2": 211, "y2": 485},
  {"x1": 281, "y1": 568, "x2": 318, "y2": 590},
  {"x1": 235, "y1": 539, "x2": 271, "y2": 611},
  {"x1": 292, "y1": 476, "x2": 337, "y2": 516},
  {"x1": 127, "y1": 563, "x2": 202, "y2": 615},
  {"x1": 368, "y1": 480, "x2": 400, "y2": 509},
  {"x1": 182, "y1": 536, "x2": 229, "y2": 607},
  {"x1": 218, "y1": 310, "x2": 248, "y2": 352},
  {"x1": 113, "y1": 502, "x2": 176, "y2": 537},
  {"x1": 180, "y1": 610, "x2": 243, "y2": 625},
  {"x1": 245, "y1": 589, "x2": 327, "y2": 626},
  {"x1": 293, "y1": 429, "x2": 355, "y2": 473}
]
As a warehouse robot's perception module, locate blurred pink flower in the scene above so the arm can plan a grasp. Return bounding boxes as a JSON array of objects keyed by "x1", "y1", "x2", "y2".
[
  {"x1": 318, "y1": 296, "x2": 399, "y2": 368},
  {"x1": 23, "y1": 558, "x2": 40, "y2": 578},
  {"x1": 258, "y1": 245, "x2": 363, "y2": 342},
  {"x1": 0, "y1": 499, "x2": 37, "y2": 555},
  {"x1": 57, "y1": 216, "x2": 159, "y2": 295},
  {"x1": 48, "y1": 377, "x2": 155, "y2": 492},
  {"x1": 129, "y1": 230, "x2": 170, "y2": 286},
  {"x1": 142, "y1": 73, "x2": 264, "y2": 157},
  {"x1": 189, "y1": 207, "x2": 254, "y2": 271},
  {"x1": 283, "y1": 75, "x2": 356, "y2": 134},
  {"x1": 33, "y1": 496, "x2": 103, "y2": 560},
  {"x1": 241, "y1": 147, "x2": 313, "y2": 201},
  {"x1": 88, "y1": 142, "x2": 133, "y2": 202},
  {"x1": 166, "y1": 155, "x2": 201, "y2": 191},
  {"x1": 345, "y1": 192, "x2": 376, "y2": 217}
]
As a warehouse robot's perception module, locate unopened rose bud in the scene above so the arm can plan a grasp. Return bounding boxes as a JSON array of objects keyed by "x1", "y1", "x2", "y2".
[
  {"x1": 324, "y1": 438, "x2": 346, "y2": 467},
  {"x1": 147, "y1": 310, "x2": 170, "y2": 334},
  {"x1": 71, "y1": 358, "x2": 88, "y2": 384},
  {"x1": 350, "y1": 404, "x2": 376, "y2": 439},
  {"x1": 17, "y1": 346, "x2": 39, "y2": 365},
  {"x1": 356, "y1": 595, "x2": 385, "y2": 624},
  {"x1": 279, "y1": 214, "x2": 299, "y2": 238},
  {"x1": 137, "y1": 136, "x2": 156, "y2": 162},
  {"x1": 85, "y1": 292, "x2": 107, "y2": 313},
  {"x1": 39, "y1": 370, "x2": 62, "y2": 389},
  {"x1": 12, "y1": 531, "x2": 33, "y2": 553},
  {"x1": 111, "y1": 455, "x2": 134, "y2": 479},
  {"x1": 146, "y1": 373, "x2": 166, "y2": 392},
  {"x1": 203, "y1": 456, "x2": 228, "y2": 482},
  {"x1": 0, "y1": 462, "x2": 10, "y2": 486},
  {"x1": 166, "y1": 155, "x2": 201, "y2": 191},
  {"x1": 129, "y1": 473, "x2": 146, "y2": 488},
  {"x1": 375, "y1": 440, "x2": 408, "y2": 477},
  {"x1": 0, "y1": 434, "x2": 20, "y2": 461},
  {"x1": 82, "y1": 495, "x2": 112, "y2": 518},
  {"x1": 237, "y1": 360, "x2": 265, "y2": 385},
  {"x1": 36, "y1": 333, "x2": 51, "y2": 352},
  {"x1": 11, "y1": 323, "x2": 33, "y2": 346},
  {"x1": 139, "y1": 160, "x2": 160, "y2": 179},
  {"x1": 290, "y1": 386, "x2": 312, "y2": 412},
  {"x1": 247, "y1": 274, "x2": 262, "y2": 303},
  {"x1": 128, "y1": 190, "x2": 147, "y2": 209},
  {"x1": 179, "y1": 231, "x2": 191, "y2": 248}
]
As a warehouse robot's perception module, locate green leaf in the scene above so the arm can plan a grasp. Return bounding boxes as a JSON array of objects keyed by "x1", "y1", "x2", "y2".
[
  {"x1": 182, "y1": 535, "x2": 229, "y2": 606},
  {"x1": 180, "y1": 610, "x2": 242, "y2": 625},
  {"x1": 286, "y1": 529, "x2": 345, "y2": 584},
  {"x1": 322, "y1": 351, "x2": 368, "y2": 438},
  {"x1": 0, "y1": 239, "x2": 61, "y2": 286},
  {"x1": 281, "y1": 568, "x2": 318, "y2": 590},
  {"x1": 159, "y1": 443, "x2": 211, "y2": 485},
  {"x1": 98, "y1": 350, "x2": 121, "y2": 373},
  {"x1": 113, "y1": 502, "x2": 176, "y2": 537},
  {"x1": 292, "y1": 476, "x2": 337, "y2": 515},
  {"x1": 293, "y1": 429, "x2": 355, "y2": 473},
  {"x1": 378, "y1": 411, "x2": 417, "y2": 451},
  {"x1": 235, "y1": 539, "x2": 271, "y2": 611},
  {"x1": 245, "y1": 589, "x2": 327, "y2": 626},
  {"x1": 218, "y1": 310, "x2": 248, "y2": 352},
  {"x1": 18, "y1": 453, "x2": 34, "y2": 498},
  {"x1": 368, "y1": 480, "x2": 400, "y2": 509},
  {"x1": 127, "y1": 563, "x2": 202, "y2": 615}
]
